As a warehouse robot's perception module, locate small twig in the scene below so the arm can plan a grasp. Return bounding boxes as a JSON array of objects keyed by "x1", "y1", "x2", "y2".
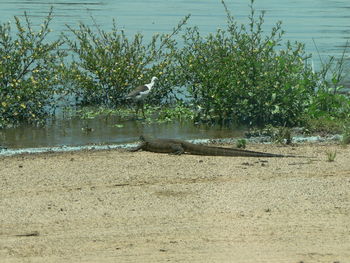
[{"x1": 312, "y1": 38, "x2": 324, "y2": 67}]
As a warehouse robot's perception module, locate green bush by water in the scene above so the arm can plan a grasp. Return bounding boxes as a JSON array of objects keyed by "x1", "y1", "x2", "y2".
[
  {"x1": 174, "y1": 0, "x2": 320, "y2": 126},
  {"x1": 62, "y1": 15, "x2": 190, "y2": 108},
  {"x1": 0, "y1": 8, "x2": 66, "y2": 127},
  {"x1": 0, "y1": 1, "x2": 349, "y2": 131}
]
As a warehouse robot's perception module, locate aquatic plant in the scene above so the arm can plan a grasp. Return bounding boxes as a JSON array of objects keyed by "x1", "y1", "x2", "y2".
[
  {"x1": 302, "y1": 116, "x2": 343, "y2": 135},
  {"x1": 0, "y1": 8, "x2": 66, "y2": 127},
  {"x1": 63, "y1": 15, "x2": 190, "y2": 108},
  {"x1": 305, "y1": 41, "x2": 350, "y2": 121},
  {"x1": 0, "y1": 2, "x2": 349, "y2": 131},
  {"x1": 173, "y1": 0, "x2": 318, "y2": 126},
  {"x1": 143, "y1": 103, "x2": 195, "y2": 123}
]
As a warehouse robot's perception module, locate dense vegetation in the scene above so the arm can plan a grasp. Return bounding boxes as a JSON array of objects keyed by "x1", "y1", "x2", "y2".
[
  {"x1": 62, "y1": 15, "x2": 189, "y2": 108},
  {"x1": 0, "y1": 8, "x2": 66, "y2": 127},
  {"x1": 0, "y1": 1, "x2": 349, "y2": 132},
  {"x1": 175, "y1": 3, "x2": 319, "y2": 126}
]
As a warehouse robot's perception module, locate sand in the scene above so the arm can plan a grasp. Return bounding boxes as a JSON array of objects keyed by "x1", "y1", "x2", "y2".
[{"x1": 0, "y1": 142, "x2": 349, "y2": 263}]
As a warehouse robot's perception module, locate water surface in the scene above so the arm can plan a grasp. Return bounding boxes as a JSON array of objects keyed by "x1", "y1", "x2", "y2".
[
  {"x1": 1, "y1": 0, "x2": 349, "y2": 59},
  {"x1": 0, "y1": 116, "x2": 244, "y2": 149},
  {"x1": 0, "y1": 0, "x2": 349, "y2": 149}
]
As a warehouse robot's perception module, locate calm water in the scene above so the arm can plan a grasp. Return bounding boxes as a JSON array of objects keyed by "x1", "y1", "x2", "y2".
[
  {"x1": 0, "y1": 0, "x2": 349, "y2": 148},
  {"x1": 0, "y1": 117, "x2": 244, "y2": 148},
  {"x1": 1, "y1": 0, "x2": 349, "y2": 60}
]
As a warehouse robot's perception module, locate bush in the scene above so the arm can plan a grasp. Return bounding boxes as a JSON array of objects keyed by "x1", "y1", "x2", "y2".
[
  {"x1": 63, "y1": 15, "x2": 190, "y2": 108},
  {"x1": 174, "y1": 0, "x2": 318, "y2": 126},
  {"x1": 306, "y1": 42, "x2": 350, "y2": 121},
  {"x1": 0, "y1": 3, "x2": 348, "y2": 130},
  {"x1": 306, "y1": 91, "x2": 350, "y2": 120},
  {"x1": 0, "y1": 8, "x2": 66, "y2": 127}
]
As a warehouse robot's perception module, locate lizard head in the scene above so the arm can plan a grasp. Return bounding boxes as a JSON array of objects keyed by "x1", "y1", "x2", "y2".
[{"x1": 139, "y1": 135, "x2": 146, "y2": 141}]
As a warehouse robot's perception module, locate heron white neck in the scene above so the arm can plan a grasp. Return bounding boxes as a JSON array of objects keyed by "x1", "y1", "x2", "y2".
[{"x1": 147, "y1": 78, "x2": 157, "y2": 89}]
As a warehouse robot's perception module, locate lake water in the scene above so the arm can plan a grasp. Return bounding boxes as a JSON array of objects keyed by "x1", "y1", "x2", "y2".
[
  {"x1": 1, "y1": 0, "x2": 349, "y2": 62},
  {"x1": 0, "y1": 0, "x2": 349, "y2": 149}
]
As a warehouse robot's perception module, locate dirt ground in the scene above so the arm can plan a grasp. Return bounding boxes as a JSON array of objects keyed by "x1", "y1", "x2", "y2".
[{"x1": 0, "y1": 142, "x2": 349, "y2": 263}]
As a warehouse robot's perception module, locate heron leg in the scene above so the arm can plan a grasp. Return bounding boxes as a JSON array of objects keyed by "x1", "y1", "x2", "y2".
[{"x1": 141, "y1": 104, "x2": 146, "y2": 118}]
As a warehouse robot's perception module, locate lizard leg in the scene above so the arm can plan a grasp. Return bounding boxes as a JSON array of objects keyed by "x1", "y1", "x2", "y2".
[
  {"x1": 129, "y1": 142, "x2": 145, "y2": 152},
  {"x1": 170, "y1": 144, "x2": 185, "y2": 155}
]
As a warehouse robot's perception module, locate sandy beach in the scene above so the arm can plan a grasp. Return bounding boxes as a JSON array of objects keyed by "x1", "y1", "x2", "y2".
[{"x1": 0, "y1": 142, "x2": 349, "y2": 262}]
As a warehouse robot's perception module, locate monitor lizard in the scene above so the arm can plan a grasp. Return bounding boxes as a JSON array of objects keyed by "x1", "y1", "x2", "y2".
[{"x1": 130, "y1": 135, "x2": 299, "y2": 157}]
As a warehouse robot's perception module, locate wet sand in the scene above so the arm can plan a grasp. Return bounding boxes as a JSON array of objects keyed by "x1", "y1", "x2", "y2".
[{"x1": 0, "y1": 142, "x2": 349, "y2": 262}]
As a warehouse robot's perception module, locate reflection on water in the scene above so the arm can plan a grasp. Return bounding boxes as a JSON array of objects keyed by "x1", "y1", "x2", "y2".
[
  {"x1": 0, "y1": 0, "x2": 349, "y2": 148},
  {"x1": 0, "y1": 116, "x2": 245, "y2": 149}
]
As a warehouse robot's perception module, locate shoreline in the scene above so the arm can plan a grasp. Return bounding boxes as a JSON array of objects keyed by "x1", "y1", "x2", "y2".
[{"x1": 0, "y1": 134, "x2": 343, "y2": 157}]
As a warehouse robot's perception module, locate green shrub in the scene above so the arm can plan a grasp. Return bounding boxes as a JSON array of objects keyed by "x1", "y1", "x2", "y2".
[
  {"x1": 306, "y1": 42, "x2": 350, "y2": 121},
  {"x1": 174, "y1": 0, "x2": 318, "y2": 126},
  {"x1": 326, "y1": 151, "x2": 336, "y2": 162},
  {"x1": 143, "y1": 102, "x2": 195, "y2": 123},
  {"x1": 236, "y1": 139, "x2": 247, "y2": 149},
  {"x1": 302, "y1": 57, "x2": 350, "y2": 136},
  {"x1": 306, "y1": 90, "x2": 350, "y2": 120},
  {"x1": 63, "y1": 16, "x2": 189, "y2": 108},
  {"x1": 0, "y1": 2, "x2": 348, "y2": 130},
  {"x1": 341, "y1": 123, "x2": 350, "y2": 145},
  {"x1": 302, "y1": 116, "x2": 343, "y2": 135},
  {"x1": 0, "y1": 8, "x2": 66, "y2": 127}
]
